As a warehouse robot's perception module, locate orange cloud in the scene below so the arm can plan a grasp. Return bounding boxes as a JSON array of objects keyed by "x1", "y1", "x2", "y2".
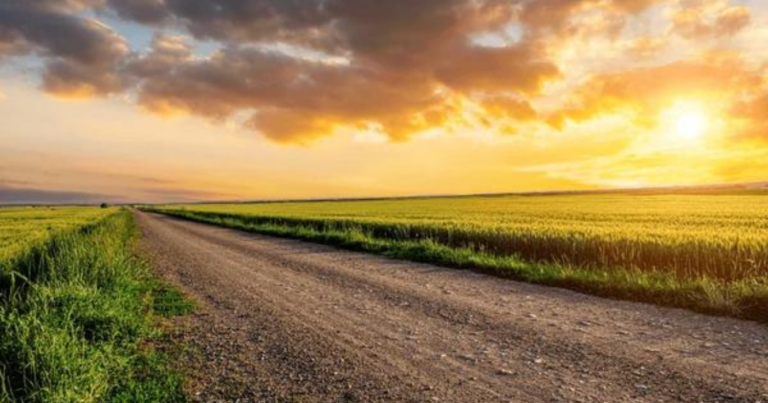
[
  {"x1": 730, "y1": 95, "x2": 768, "y2": 141},
  {"x1": 480, "y1": 96, "x2": 538, "y2": 121},
  {"x1": 435, "y1": 43, "x2": 560, "y2": 94}
]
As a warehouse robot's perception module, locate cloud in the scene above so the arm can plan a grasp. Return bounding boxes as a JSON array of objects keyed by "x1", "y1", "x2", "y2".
[
  {"x1": 121, "y1": 1, "x2": 561, "y2": 142},
  {"x1": 109, "y1": 0, "x2": 334, "y2": 47},
  {"x1": 434, "y1": 43, "x2": 559, "y2": 94},
  {"x1": 132, "y1": 186, "x2": 238, "y2": 203},
  {"x1": 730, "y1": 95, "x2": 768, "y2": 141},
  {"x1": 4, "y1": 0, "x2": 570, "y2": 142},
  {"x1": 623, "y1": 37, "x2": 667, "y2": 59},
  {"x1": 520, "y1": 0, "x2": 662, "y2": 35},
  {"x1": 480, "y1": 96, "x2": 538, "y2": 121},
  {"x1": 0, "y1": 1, "x2": 129, "y2": 97},
  {"x1": 106, "y1": 0, "x2": 168, "y2": 25},
  {"x1": 128, "y1": 41, "x2": 555, "y2": 142},
  {"x1": 109, "y1": 0, "x2": 669, "y2": 142},
  {"x1": 29, "y1": 1, "x2": 105, "y2": 13},
  {"x1": 0, "y1": 179, "x2": 232, "y2": 204},
  {"x1": 0, "y1": 0, "x2": 764, "y2": 144},
  {"x1": 668, "y1": 0, "x2": 751, "y2": 39},
  {"x1": 130, "y1": 44, "x2": 459, "y2": 142},
  {"x1": 0, "y1": 184, "x2": 113, "y2": 205}
]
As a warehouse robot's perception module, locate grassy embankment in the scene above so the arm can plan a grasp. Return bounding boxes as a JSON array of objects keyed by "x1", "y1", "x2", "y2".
[
  {"x1": 144, "y1": 194, "x2": 768, "y2": 322},
  {"x1": 0, "y1": 207, "x2": 192, "y2": 403}
]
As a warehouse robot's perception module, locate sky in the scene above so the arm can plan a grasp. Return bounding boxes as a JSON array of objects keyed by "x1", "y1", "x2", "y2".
[{"x1": 1, "y1": 0, "x2": 767, "y2": 203}]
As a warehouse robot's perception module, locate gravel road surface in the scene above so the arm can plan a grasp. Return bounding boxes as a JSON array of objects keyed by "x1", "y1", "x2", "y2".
[{"x1": 136, "y1": 211, "x2": 768, "y2": 403}]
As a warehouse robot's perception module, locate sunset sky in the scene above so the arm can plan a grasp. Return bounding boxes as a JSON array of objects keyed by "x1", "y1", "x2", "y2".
[{"x1": 1, "y1": 0, "x2": 767, "y2": 203}]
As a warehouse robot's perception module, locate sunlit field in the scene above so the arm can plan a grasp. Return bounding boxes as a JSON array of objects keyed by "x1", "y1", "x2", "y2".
[
  {"x1": 0, "y1": 207, "x2": 114, "y2": 265},
  {"x1": 148, "y1": 194, "x2": 768, "y2": 321}
]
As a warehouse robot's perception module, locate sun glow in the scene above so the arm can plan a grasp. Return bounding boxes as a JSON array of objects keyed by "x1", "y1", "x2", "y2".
[
  {"x1": 659, "y1": 101, "x2": 711, "y2": 143},
  {"x1": 675, "y1": 111, "x2": 707, "y2": 140}
]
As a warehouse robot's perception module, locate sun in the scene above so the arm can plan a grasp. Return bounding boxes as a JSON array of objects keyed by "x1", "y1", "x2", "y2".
[
  {"x1": 675, "y1": 111, "x2": 707, "y2": 140},
  {"x1": 660, "y1": 101, "x2": 710, "y2": 143}
]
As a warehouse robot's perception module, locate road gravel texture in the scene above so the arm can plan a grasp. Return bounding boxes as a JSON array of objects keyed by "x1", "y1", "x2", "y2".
[{"x1": 136, "y1": 211, "x2": 768, "y2": 403}]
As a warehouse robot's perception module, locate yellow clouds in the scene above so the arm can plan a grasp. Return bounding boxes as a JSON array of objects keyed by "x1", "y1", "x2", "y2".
[
  {"x1": 480, "y1": 96, "x2": 538, "y2": 122},
  {"x1": 624, "y1": 37, "x2": 667, "y2": 59},
  {"x1": 730, "y1": 95, "x2": 768, "y2": 141},
  {"x1": 669, "y1": 0, "x2": 751, "y2": 39}
]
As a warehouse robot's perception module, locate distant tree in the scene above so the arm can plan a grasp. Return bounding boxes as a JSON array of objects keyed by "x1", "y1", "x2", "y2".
[{"x1": 100, "y1": 203, "x2": 109, "y2": 209}]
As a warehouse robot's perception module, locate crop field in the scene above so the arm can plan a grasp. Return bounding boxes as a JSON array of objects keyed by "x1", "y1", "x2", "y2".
[
  {"x1": 0, "y1": 207, "x2": 114, "y2": 266},
  {"x1": 148, "y1": 194, "x2": 768, "y2": 321},
  {"x1": 0, "y1": 207, "x2": 189, "y2": 403}
]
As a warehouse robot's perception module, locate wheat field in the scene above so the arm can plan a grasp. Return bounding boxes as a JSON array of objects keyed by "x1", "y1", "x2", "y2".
[
  {"x1": 158, "y1": 194, "x2": 768, "y2": 281},
  {"x1": 0, "y1": 206, "x2": 115, "y2": 266},
  {"x1": 149, "y1": 194, "x2": 768, "y2": 320}
]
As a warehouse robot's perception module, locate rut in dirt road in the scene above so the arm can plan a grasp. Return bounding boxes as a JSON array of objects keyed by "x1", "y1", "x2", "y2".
[{"x1": 136, "y1": 211, "x2": 768, "y2": 403}]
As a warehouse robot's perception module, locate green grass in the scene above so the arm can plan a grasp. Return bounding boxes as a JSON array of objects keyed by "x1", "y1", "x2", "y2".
[
  {"x1": 144, "y1": 194, "x2": 768, "y2": 322},
  {"x1": 0, "y1": 208, "x2": 191, "y2": 403}
]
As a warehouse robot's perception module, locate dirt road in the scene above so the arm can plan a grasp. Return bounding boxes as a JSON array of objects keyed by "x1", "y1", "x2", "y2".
[{"x1": 136, "y1": 211, "x2": 768, "y2": 403}]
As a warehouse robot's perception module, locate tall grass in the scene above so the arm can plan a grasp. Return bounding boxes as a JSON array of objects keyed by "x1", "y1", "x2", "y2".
[
  {"x1": 144, "y1": 194, "x2": 768, "y2": 322},
  {"x1": 0, "y1": 209, "x2": 191, "y2": 403}
]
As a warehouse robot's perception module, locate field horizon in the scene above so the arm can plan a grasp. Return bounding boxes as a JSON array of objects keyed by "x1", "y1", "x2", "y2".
[{"x1": 4, "y1": 179, "x2": 768, "y2": 207}]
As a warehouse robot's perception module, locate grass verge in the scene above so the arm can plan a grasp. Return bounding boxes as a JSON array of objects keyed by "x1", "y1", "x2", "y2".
[
  {"x1": 0, "y1": 209, "x2": 193, "y2": 403},
  {"x1": 144, "y1": 208, "x2": 768, "y2": 323}
]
